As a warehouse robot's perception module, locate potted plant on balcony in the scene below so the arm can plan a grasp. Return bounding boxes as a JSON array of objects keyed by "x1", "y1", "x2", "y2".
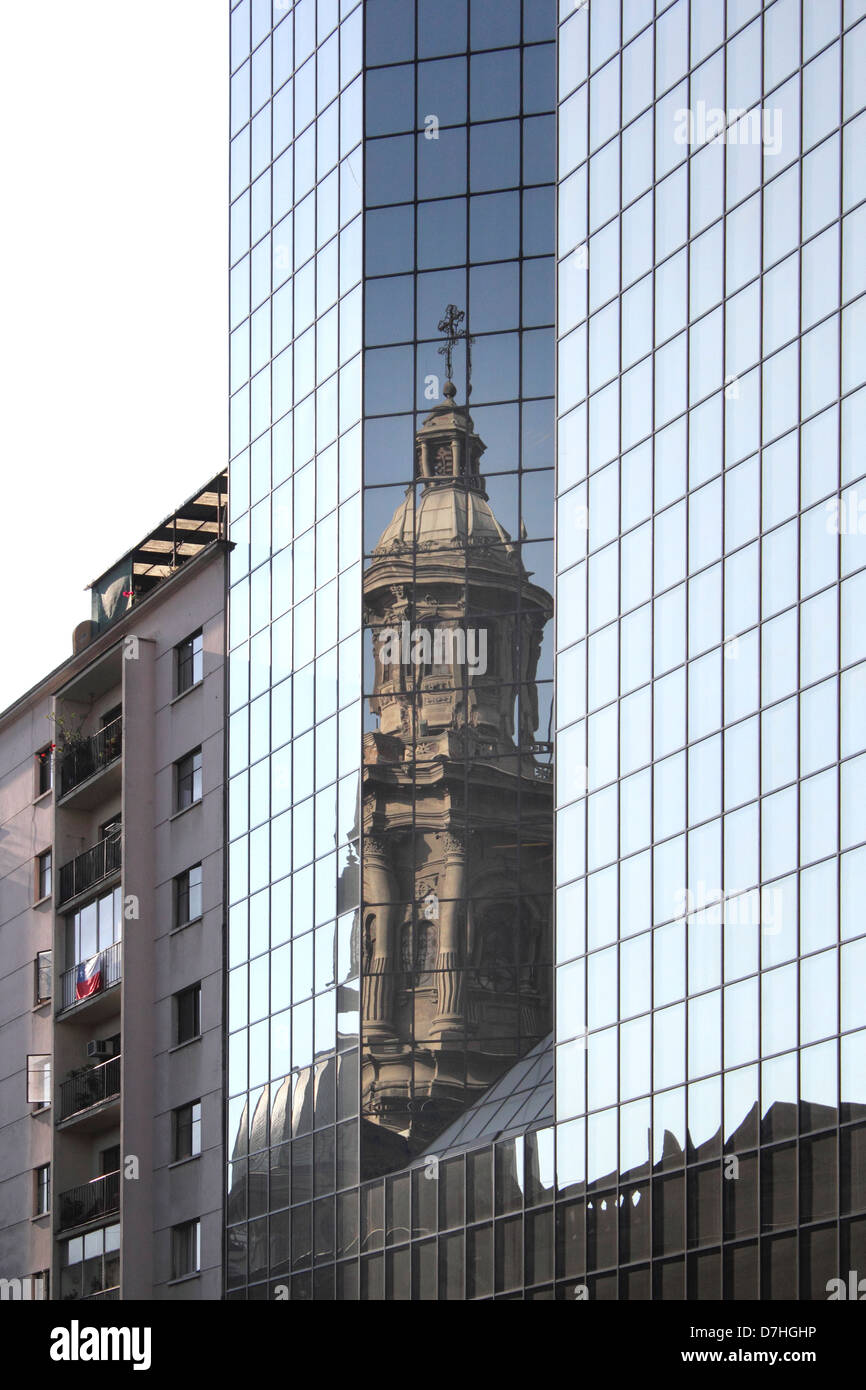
[
  {"x1": 48, "y1": 710, "x2": 92, "y2": 787},
  {"x1": 48, "y1": 709, "x2": 88, "y2": 753}
]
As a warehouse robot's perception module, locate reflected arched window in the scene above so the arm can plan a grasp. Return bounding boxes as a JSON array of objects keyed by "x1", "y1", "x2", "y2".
[{"x1": 475, "y1": 906, "x2": 517, "y2": 993}]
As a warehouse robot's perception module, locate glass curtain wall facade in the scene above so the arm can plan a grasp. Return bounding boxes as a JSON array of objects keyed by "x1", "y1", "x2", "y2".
[
  {"x1": 555, "y1": 0, "x2": 866, "y2": 1299},
  {"x1": 227, "y1": 0, "x2": 365, "y2": 1299},
  {"x1": 226, "y1": 0, "x2": 561, "y2": 1300},
  {"x1": 226, "y1": 0, "x2": 865, "y2": 1302},
  {"x1": 357, "y1": 0, "x2": 558, "y2": 1295}
]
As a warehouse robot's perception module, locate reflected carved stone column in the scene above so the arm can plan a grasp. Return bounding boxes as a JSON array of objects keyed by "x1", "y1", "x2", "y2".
[
  {"x1": 431, "y1": 832, "x2": 467, "y2": 1037},
  {"x1": 362, "y1": 834, "x2": 398, "y2": 1041}
]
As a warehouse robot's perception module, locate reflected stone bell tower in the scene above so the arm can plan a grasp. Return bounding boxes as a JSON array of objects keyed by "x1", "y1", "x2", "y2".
[{"x1": 360, "y1": 308, "x2": 554, "y2": 1173}]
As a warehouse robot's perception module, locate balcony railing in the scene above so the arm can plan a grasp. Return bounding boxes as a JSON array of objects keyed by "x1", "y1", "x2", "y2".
[
  {"x1": 58, "y1": 834, "x2": 121, "y2": 907},
  {"x1": 58, "y1": 717, "x2": 122, "y2": 798},
  {"x1": 60, "y1": 941, "x2": 122, "y2": 1012},
  {"x1": 58, "y1": 1055, "x2": 121, "y2": 1123},
  {"x1": 57, "y1": 1171, "x2": 120, "y2": 1232}
]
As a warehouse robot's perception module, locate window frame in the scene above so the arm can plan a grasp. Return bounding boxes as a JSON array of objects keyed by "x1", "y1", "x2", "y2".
[
  {"x1": 35, "y1": 746, "x2": 53, "y2": 798},
  {"x1": 171, "y1": 1218, "x2": 201, "y2": 1279},
  {"x1": 174, "y1": 863, "x2": 203, "y2": 930},
  {"x1": 173, "y1": 1099, "x2": 202, "y2": 1161},
  {"x1": 34, "y1": 1163, "x2": 50, "y2": 1217},
  {"x1": 36, "y1": 849, "x2": 52, "y2": 902},
  {"x1": 175, "y1": 748, "x2": 203, "y2": 812},
  {"x1": 34, "y1": 950, "x2": 52, "y2": 1006},
  {"x1": 100, "y1": 704, "x2": 122, "y2": 729},
  {"x1": 26, "y1": 1054, "x2": 51, "y2": 1108},
  {"x1": 176, "y1": 630, "x2": 204, "y2": 697},
  {"x1": 175, "y1": 984, "x2": 202, "y2": 1045}
]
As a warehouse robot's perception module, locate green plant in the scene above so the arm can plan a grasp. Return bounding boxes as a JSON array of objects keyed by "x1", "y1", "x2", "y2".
[{"x1": 48, "y1": 709, "x2": 88, "y2": 753}]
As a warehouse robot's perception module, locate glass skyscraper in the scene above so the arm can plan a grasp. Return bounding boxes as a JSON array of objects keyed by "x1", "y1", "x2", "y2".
[
  {"x1": 555, "y1": 0, "x2": 866, "y2": 1300},
  {"x1": 226, "y1": 0, "x2": 866, "y2": 1300}
]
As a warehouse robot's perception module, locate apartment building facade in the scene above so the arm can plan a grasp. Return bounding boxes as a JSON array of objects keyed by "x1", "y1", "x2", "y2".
[{"x1": 0, "y1": 475, "x2": 228, "y2": 1300}]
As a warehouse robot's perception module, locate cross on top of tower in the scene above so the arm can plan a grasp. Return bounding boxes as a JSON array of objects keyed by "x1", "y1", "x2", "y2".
[{"x1": 437, "y1": 303, "x2": 474, "y2": 394}]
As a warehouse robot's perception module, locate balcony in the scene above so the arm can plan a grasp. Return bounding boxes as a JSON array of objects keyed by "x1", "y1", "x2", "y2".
[
  {"x1": 58, "y1": 833, "x2": 121, "y2": 908},
  {"x1": 58, "y1": 1055, "x2": 121, "y2": 1124},
  {"x1": 57, "y1": 1171, "x2": 120, "y2": 1233},
  {"x1": 58, "y1": 717, "x2": 122, "y2": 800},
  {"x1": 59, "y1": 941, "x2": 122, "y2": 1013}
]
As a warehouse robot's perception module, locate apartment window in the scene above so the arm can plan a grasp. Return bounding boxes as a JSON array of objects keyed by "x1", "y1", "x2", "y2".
[
  {"x1": 34, "y1": 1164, "x2": 50, "y2": 1216},
  {"x1": 175, "y1": 984, "x2": 201, "y2": 1044},
  {"x1": 60, "y1": 1224, "x2": 118, "y2": 1300},
  {"x1": 35, "y1": 746, "x2": 52, "y2": 796},
  {"x1": 175, "y1": 748, "x2": 202, "y2": 811},
  {"x1": 173, "y1": 1100, "x2": 202, "y2": 1161},
  {"x1": 101, "y1": 704, "x2": 122, "y2": 729},
  {"x1": 34, "y1": 950, "x2": 52, "y2": 1005},
  {"x1": 29, "y1": 1270, "x2": 49, "y2": 1300},
  {"x1": 99, "y1": 1143, "x2": 121, "y2": 1175},
  {"x1": 26, "y1": 1055, "x2": 51, "y2": 1107},
  {"x1": 176, "y1": 630, "x2": 203, "y2": 695},
  {"x1": 174, "y1": 864, "x2": 203, "y2": 929},
  {"x1": 36, "y1": 850, "x2": 52, "y2": 901},
  {"x1": 66, "y1": 884, "x2": 121, "y2": 965},
  {"x1": 171, "y1": 1219, "x2": 201, "y2": 1279}
]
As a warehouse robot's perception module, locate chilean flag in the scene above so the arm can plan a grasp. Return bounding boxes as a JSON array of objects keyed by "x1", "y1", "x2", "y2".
[{"x1": 75, "y1": 954, "x2": 102, "y2": 1001}]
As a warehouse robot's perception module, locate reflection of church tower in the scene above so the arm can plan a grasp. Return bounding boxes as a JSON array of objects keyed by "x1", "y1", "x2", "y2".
[{"x1": 360, "y1": 317, "x2": 554, "y2": 1172}]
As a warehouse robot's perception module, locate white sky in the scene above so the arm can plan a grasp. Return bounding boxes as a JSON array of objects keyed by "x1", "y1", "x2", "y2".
[{"x1": 0, "y1": 0, "x2": 227, "y2": 712}]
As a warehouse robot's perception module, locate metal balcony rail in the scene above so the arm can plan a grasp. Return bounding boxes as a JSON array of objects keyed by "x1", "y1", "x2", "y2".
[
  {"x1": 58, "y1": 833, "x2": 121, "y2": 907},
  {"x1": 60, "y1": 941, "x2": 122, "y2": 1012},
  {"x1": 58, "y1": 1054, "x2": 121, "y2": 1122},
  {"x1": 57, "y1": 1171, "x2": 120, "y2": 1232},
  {"x1": 58, "y1": 717, "x2": 122, "y2": 798}
]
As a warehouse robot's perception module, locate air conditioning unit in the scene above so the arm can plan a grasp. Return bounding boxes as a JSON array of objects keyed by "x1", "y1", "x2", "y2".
[{"x1": 87, "y1": 1039, "x2": 115, "y2": 1061}]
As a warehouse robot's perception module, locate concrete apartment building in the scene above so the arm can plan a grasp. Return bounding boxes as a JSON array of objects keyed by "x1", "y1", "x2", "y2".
[{"x1": 0, "y1": 473, "x2": 228, "y2": 1300}]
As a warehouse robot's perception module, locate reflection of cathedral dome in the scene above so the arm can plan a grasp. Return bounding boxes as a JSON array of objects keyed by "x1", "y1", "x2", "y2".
[
  {"x1": 373, "y1": 480, "x2": 518, "y2": 556},
  {"x1": 369, "y1": 392, "x2": 531, "y2": 579}
]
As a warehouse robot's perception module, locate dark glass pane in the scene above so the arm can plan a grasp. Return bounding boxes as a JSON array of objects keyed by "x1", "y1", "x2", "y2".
[
  {"x1": 653, "y1": 1174, "x2": 685, "y2": 1257},
  {"x1": 366, "y1": 64, "x2": 415, "y2": 136},
  {"x1": 471, "y1": 50, "x2": 520, "y2": 122},
  {"x1": 439, "y1": 1231, "x2": 464, "y2": 1298},
  {"x1": 587, "y1": 1191, "x2": 618, "y2": 1270},
  {"x1": 413, "y1": 1239, "x2": 437, "y2": 1299},
  {"x1": 761, "y1": 1144, "x2": 797, "y2": 1231},
  {"x1": 360, "y1": 1253, "x2": 385, "y2": 1299},
  {"x1": 799, "y1": 1225, "x2": 837, "y2": 1299},
  {"x1": 387, "y1": 1244, "x2": 411, "y2": 1298},
  {"x1": 467, "y1": 1148, "x2": 493, "y2": 1222},
  {"x1": 366, "y1": 135, "x2": 415, "y2": 207},
  {"x1": 365, "y1": 0, "x2": 415, "y2": 66},
  {"x1": 525, "y1": 1206, "x2": 553, "y2": 1284},
  {"x1": 841, "y1": 1125, "x2": 866, "y2": 1215},
  {"x1": 494, "y1": 1215, "x2": 523, "y2": 1292},
  {"x1": 417, "y1": 57, "x2": 467, "y2": 127},
  {"x1": 800, "y1": 1133, "x2": 838, "y2": 1223},
  {"x1": 418, "y1": 0, "x2": 467, "y2": 58},
  {"x1": 467, "y1": 1223, "x2": 493, "y2": 1298},
  {"x1": 620, "y1": 1184, "x2": 651, "y2": 1263},
  {"x1": 723, "y1": 1152, "x2": 758, "y2": 1238},
  {"x1": 687, "y1": 1249, "x2": 720, "y2": 1299},
  {"x1": 556, "y1": 1201, "x2": 585, "y2": 1278},
  {"x1": 440, "y1": 1156, "x2": 465, "y2": 1229}
]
